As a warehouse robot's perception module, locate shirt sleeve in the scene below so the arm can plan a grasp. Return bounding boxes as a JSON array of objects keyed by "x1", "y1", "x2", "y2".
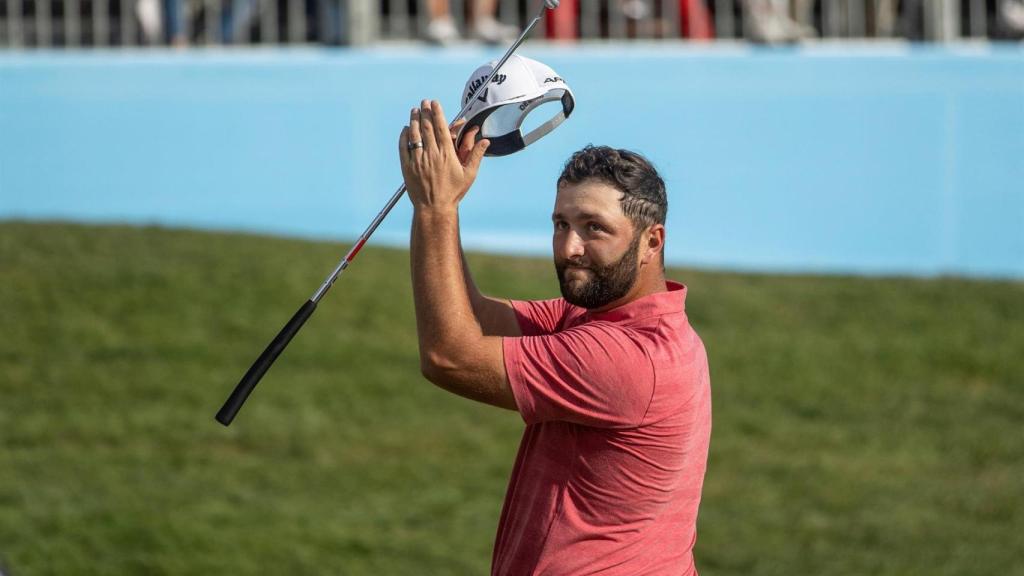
[
  {"x1": 502, "y1": 322, "x2": 656, "y2": 428},
  {"x1": 509, "y1": 298, "x2": 571, "y2": 336}
]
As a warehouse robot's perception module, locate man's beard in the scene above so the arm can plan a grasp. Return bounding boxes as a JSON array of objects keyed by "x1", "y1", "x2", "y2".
[{"x1": 555, "y1": 233, "x2": 641, "y2": 310}]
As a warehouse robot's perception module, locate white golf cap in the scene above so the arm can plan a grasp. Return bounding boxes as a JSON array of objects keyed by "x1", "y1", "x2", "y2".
[{"x1": 458, "y1": 55, "x2": 575, "y2": 157}]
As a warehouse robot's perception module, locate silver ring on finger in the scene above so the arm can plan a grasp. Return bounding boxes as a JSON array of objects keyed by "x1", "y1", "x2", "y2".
[{"x1": 407, "y1": 140, "x2": 424, "y2": 151}]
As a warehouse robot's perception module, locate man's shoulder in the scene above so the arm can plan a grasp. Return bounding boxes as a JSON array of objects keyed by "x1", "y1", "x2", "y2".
[{"x1": 512, "y1": 297, "x2": 580, "y2": 336}]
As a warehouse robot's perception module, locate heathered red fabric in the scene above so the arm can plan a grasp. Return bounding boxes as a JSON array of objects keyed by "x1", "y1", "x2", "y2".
[{"x1": 495, "y1": 281, "x2": 711, "y2": 576}]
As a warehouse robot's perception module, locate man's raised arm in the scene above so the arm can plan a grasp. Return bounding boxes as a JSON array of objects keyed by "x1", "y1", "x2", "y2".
[
  {"x1": 439, "y1": 117, "x2": 522, "y2": 337},
  {"x1": 398, "y1": 99, "x2": 517, "y2": 410},
  {"x1": 459, "y1": 242, "x2": 522, "y2": 337}
]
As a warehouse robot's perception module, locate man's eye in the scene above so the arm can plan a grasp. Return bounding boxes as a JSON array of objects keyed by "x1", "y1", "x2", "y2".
[
  {"x1": 554, "y1": 221, "x2": 568, "y2": 230},
  {"x1": 587, "y1": 223, "x2": 604, "y2": 233}
]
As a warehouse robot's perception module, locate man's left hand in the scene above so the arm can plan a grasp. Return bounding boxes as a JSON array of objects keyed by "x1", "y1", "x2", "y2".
[{"x1": 399, "y1": 100, "x2": 490, "y2": 212}]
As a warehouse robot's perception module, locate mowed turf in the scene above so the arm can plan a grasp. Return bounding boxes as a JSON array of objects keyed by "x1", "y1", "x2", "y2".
[{"x1": 1, "y1": 221, "x2": 1022, "y2": 576}]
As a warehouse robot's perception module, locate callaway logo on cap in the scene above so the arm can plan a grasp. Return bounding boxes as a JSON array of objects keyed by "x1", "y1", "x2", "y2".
[{"x1": 458, "y1": 55, "x2": 575, "y2": 157}]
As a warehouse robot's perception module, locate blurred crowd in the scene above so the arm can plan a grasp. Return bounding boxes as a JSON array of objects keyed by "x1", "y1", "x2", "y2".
[
  {"x1": 143, "y1": 0, "x2": 1024, "y2": 46},
  {"x1": 4, "y1": 0, "x2": 1023, "y2": 47},
  {"x1": 740, "y1": 0, "x2": 1023, "y2": 42},
  {"x1": 126, "y1": 0, "x2": 517, "y2": 45}
]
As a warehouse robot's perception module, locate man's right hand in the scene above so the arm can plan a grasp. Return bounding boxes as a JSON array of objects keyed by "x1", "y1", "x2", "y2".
[{"x1": 398, "y1": 100, "x2": 489, "y2": 212}]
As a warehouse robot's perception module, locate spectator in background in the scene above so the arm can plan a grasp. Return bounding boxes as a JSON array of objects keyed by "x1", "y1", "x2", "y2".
[
  {"x1": 999, "y1": 0, "x2": 1024, "y2": 38},
  {"x1": 744, "y1": 0, "x2": 815, "y2": 43},
  {"x1": 167, "y1": 0, "x2": 190, "y2": 46},
  {"x1": 681, "y1": 0, "x2": 714, "y2": 39},
  {"x1": 873, "y1": 0, "x2": 900, "y2": 37},
  {"x1": 222, "y1": 0, "x2": 260, "y2": 43},
  {"x1": 897, "y1": 0, "x2": 925, "y2": 39},
  {"x1": 620, "y1": 0, "x2": 655, "y2": 36},
  {"x1": 789, "y1": 0, "x2": 902, "y2": 38},
  {"x1": 426, "y1": 0, "x2": 519, "y2": 44},
  {"x1": 610, "y1": 0, "x2": 714, "y2": 40},
  {"x1": 898, "y1": 0, "x2": 1023, "y2": 41},
  {"x1": 136, "y1": 0, "x2": 164, "y2": 43},
  {"x1": 135, "y1": 0, "x2": 188, "y2": 46}
]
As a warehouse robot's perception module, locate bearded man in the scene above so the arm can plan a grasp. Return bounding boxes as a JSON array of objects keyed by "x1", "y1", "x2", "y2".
[{"x1": 399, "y1": 99, "x2": 712, "y2": 576}]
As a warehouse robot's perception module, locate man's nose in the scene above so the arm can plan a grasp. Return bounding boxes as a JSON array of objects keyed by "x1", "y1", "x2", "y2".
[{"x1": 556, "y1": 229, "x2": 586, "y2": 261}]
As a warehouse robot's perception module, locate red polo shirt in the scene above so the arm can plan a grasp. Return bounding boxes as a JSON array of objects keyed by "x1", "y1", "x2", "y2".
[{"x1": 495, "y1": 281, "x2": 712, "y2": 575}]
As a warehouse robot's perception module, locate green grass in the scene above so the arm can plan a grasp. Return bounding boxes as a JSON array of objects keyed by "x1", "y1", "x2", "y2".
[{"x1": 1, "y1": 221, "x2": 1022, "y2": 575}]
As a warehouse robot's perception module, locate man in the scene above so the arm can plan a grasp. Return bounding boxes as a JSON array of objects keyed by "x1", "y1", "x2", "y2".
[{"x1": 398, "y1": 99, "x2": 712, "y2": 575}]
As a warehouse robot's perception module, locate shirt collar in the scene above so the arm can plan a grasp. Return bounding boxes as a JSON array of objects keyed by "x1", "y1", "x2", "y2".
[{"x1": 583, "y1": 280, "x2": 687, "y2": 323}]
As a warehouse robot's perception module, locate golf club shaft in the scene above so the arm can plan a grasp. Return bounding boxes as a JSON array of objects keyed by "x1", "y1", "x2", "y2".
[
  {"x1": 215, "y1": 4, "x2": 552, "y2": 427},
  {"x1": 312, "y1": 4, "x2": 548, "y2": 303}
]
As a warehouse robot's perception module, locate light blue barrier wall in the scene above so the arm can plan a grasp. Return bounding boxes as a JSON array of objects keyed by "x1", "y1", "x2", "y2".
[{"x1": 2, "y1": 45, "x2": 1022, "y2": 278}]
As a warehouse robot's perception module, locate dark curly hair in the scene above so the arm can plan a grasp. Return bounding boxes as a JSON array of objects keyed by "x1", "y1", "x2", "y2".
[{"x1": 557, "y1": 145, "x2": 667, "y2": 230}]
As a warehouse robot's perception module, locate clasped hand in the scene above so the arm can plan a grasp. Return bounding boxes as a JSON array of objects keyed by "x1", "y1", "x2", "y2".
[{"x1": 399, "y1": 100, "x2": 490, "y2": 212}]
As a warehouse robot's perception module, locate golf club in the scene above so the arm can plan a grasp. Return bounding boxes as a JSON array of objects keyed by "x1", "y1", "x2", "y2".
[{"x1": 215, "y1": 0, "x2": 562, "y2": 426}]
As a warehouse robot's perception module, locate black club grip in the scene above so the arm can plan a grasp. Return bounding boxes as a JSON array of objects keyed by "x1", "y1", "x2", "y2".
[{"x1": 215, "y1": 299, "x2": 318, "y2": 426}]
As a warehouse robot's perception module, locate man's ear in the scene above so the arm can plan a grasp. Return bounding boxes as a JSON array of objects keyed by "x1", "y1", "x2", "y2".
[{"x1": 641, "y1": 224, "x2": 665, "y2": 266}]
